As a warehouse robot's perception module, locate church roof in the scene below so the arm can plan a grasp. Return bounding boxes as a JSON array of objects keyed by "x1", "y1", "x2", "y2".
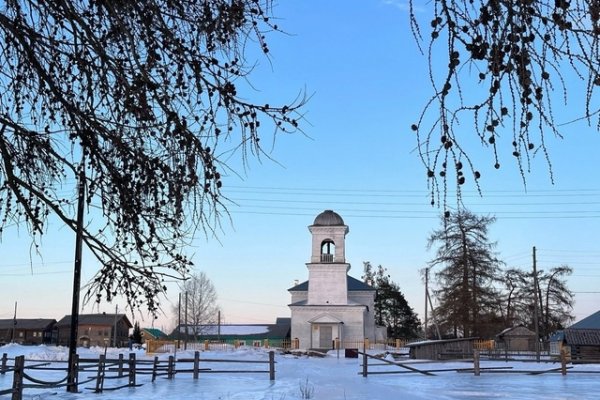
[
  {"x1": 312, "y1": 210, "x2": 345, "y2": 226},
  {"x1": 288, "y1": 275, "x2": 375, "y2": 292}
]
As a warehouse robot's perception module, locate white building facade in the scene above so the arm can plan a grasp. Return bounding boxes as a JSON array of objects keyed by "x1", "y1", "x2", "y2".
[{"x1": 288, "y1": 210, "x2": 385, "y2": 349}]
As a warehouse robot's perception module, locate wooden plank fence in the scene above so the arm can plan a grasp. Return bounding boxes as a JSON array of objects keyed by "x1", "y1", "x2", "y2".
[
  {"x1": 0, "y1": 351, "x2": 275, "y2": 399},
  {"x1": 358, "y1": 348, "x2": 591, "y2": 377}
]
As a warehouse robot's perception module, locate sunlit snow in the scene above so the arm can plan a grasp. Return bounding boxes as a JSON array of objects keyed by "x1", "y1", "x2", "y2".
[{"x1": 1, "y1": 344, "x2": 599, "y2": 399}]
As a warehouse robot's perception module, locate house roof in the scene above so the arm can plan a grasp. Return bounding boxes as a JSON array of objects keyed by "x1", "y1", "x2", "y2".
[
  {"x1": 405, "y1": 337, "x2": 479, "y2": 347},
  {"x1": 564, "y1": 329, "x2": 600, "y2": 346},
  {"x1": 142, "y1": 328, "x2": 168, "y2": 339},
  {"x1": 288, "y1": 275, "x2": 375, "y2": 292},
  {"x1": 56, "y1": 314, "x2": 132, "y2": 328},
  {"x1": 173, "y1": 322, "x2": 290, "y2": 339},
  {"x1": 0, "y1": 319, "x2": 56, "y2": 330},
  {"x1": 496, "y1": 325, "x2": 536, "y2": 338},
  {"x1": 569, "y1": 310, "x2": 600, "y2": 330}
]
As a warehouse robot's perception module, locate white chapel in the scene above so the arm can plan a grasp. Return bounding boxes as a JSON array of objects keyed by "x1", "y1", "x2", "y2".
[{"x1": 288, "y1": 210, "x2": 385, "y2": 349}]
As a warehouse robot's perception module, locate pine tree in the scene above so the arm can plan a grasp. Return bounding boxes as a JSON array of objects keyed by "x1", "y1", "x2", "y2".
[
  {"x1": 362, "y1": 262, "x2": 421, "y2": 339},
  {"x1": 132, "y1": 322, "x2": 142, "y2": 344}
]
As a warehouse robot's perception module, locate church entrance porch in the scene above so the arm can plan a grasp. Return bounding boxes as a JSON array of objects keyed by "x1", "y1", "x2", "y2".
[
  {"x1": 308, "y1": 314, "x2": 344, "y2": 351},
  {"x1": 319, "y1": 325, "x2": 332, "y2": 348}
]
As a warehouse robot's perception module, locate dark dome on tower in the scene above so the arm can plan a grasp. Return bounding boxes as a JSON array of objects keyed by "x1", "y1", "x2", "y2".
[{"x1": 313, "y1": 210, "x2": 345, "y2": 226}]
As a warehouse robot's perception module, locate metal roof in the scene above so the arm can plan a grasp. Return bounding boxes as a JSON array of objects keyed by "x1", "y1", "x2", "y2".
[
  {"x1": 569, "y1": 310, "x2": 600, "y2": 330},
  {"x1": 564, "y1": 329, "x2": 600, "y2": 346},
  {"x1": 288, "y1": 275, "x2": 375, "y2": 292},
  {"x1": 0, "y1": 319, "x2": 56, "y2": 330}
]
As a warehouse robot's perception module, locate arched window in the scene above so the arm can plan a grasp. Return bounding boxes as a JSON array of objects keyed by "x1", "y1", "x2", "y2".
[{"x1": 320, "y1": 239, "x2": 335, "y2": 262}]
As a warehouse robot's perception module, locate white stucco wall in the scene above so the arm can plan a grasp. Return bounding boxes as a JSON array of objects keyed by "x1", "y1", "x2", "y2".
[
  {"x1": 289, "y1": 290, "x2": 307, "y2": 305},
  {"x1": 306, "y1": 263, "x2": 350, "y2": 305}
]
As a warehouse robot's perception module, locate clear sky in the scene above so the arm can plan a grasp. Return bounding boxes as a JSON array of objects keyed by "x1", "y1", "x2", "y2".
[{"x1": 1, "y1": 0, "x2": 599, "y2": 333}]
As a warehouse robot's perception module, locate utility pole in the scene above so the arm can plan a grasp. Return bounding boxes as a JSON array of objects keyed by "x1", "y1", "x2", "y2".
[
  {"x1": 532, "y1": 246, "x2": 540, "y2": 362},
  {"x1": 11, "y1": 301, "x2": 17, "y2": 343},
  {"x1": 112, "y1": 304, "x2": 118, "y2": 347},
  {"x1": 184, "y1": 291, "x2": 188, "y2": 350},
  {"x1": 424, "y1": 268, "x2": 429, "y2": 339},
  {"x1": 175, "y1": 292, "x2": 181, "y2": 358},
  {"x1": 427, "y1": 289, "x2": 442, "y2": 340},
  {"x1": 217, "y1": 310, "x2": 221, "y2": 340},
  {"x1": 67, "y1": 163, "x2": 85, "y2": 392}
]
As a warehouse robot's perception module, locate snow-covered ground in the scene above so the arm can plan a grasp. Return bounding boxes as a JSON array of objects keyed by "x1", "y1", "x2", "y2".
[{"x1": 1, "y1": 344, "x2": 599, "y2": 399}]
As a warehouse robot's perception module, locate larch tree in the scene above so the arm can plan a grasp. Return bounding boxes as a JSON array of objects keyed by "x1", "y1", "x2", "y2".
[
  {"x1": 427, "y1": 210, "x2": 503, "y2": 337},
  {"x1": 0, "y1": 1, "x2": 304, "y2": 314},
  {"x1": 362, "y1": 262, "x2": 422, "y2": 339},
  {"x1": 409, "y1": 1, "x2": 600, "y2": 204},
  {"x1": 174, "y1": 271, "x2": 220, "y2": 341}
]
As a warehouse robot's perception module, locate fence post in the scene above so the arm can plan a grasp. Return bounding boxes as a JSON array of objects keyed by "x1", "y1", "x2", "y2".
[
  {"x1": 167, "y1": 356, "x2": 174, "y2": 379},
  {"x1": 473, "y1": 349, "x2": 480, "y2": 376},
  {"x1": 1, "y1": 353, "x2": 7, "y2": 375},
  {"x1": 204, "y1": 340, "x2": 209, "y2": 351},
  {"x1": 193, "y1": 351, "x2": 200, "y2": 380},
  {"x1": 560, "y1": 348, "x2": 568, "y2": 376},
  {"x1": 269, "y1": 351, "x2": 275, "y2": 381},
  {"x1": 11, "y1": 355, "x2": 24, "y2": 400},
  {"x1": 118, "y1": 353, "x2": 124, "y2": 377},
  {"x1": 128, "y1": 353, "x2": 136, "y2": 387},
  {"x1": 362, "y1": 352, "x2": 368, "y2": 377},
  {"x1": 151, "y1": 356, "x2": 159, "y2": 383},
  {"x1": 95, "y1": 354, "x2": 106, "y2": 393}
]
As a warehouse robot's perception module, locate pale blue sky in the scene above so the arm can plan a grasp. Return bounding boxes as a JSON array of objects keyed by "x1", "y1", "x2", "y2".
[{"x1": 1, "y1": 1, "x2": 599, "y2": 332}]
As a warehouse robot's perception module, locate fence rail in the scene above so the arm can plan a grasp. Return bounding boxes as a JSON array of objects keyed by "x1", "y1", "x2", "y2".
[
  {"x1": 145, "y1": 338, "x2": 412, "y2": 354},
  {"x1": 0, "y1": 351, "x2": 275, "y2": 399}
]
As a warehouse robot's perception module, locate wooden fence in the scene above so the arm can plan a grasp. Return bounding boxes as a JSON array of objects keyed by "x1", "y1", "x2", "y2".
[
  {"x1": 146, "y1": 338, "x2": 411, "y2": 354},
  {"x1": 0, "y1": 351, "x2": 275, "y2": 399},
  {"x1": 358, "y1": 348, "x2": 590, "y2": 377}
]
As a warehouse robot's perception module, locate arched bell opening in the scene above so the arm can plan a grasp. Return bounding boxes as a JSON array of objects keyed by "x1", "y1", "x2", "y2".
[{"x1": 320, "y1": 239, "x2": 335, "y2": 262}]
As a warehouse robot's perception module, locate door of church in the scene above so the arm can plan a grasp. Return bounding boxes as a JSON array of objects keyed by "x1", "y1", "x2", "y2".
[{"x1": 319, "y1": 325, "x2": 332, "y2": 348}]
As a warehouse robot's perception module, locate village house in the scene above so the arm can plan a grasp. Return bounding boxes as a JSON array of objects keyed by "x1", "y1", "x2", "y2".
[
  {"x1": 55, "y1": 313, "x2": 132, "y2": 347},
  {"x1": 495, "y1": 325, "x2": 537, "y2": 352},
  {"x1": 0, "y1": 319, "x2": 56, "y2": 345},
  {"x1": 141, "y1": 328, "x2": 168, "y2": 343},
  {"x1": 561, "y1": 309, "x2": 600, "y2": 363},
  {"x1": 288, "y1": 210, "x2": 385, "y2": 350}
]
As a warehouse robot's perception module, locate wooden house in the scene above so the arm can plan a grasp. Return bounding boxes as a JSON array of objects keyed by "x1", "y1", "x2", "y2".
[
  {"x1": 172, "y1": 318, "x2": 291, "y2": 346},
  {"x1": 405, "y1": 338, "x2": 478, "y2": 360},
  {"x1": 495, "y1": 325, "x2": 537, "y2": 352},
  {"x1": 56, "y1": 313, "x2": 132, "y2": 347},
  {"x1": 0, "y1": 319, "x2": 56, "y2": 345},
  {"x1": 141, "y1": 328, "x2": 168, "y2": 343},
  {"x1": 562, "y1": 310, "x2": 600, "y2": 363}
]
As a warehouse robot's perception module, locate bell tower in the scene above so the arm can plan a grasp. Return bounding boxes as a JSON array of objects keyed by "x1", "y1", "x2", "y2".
[{"x1": 306, "y1": 210, "x2": 350, "y2": 305}]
